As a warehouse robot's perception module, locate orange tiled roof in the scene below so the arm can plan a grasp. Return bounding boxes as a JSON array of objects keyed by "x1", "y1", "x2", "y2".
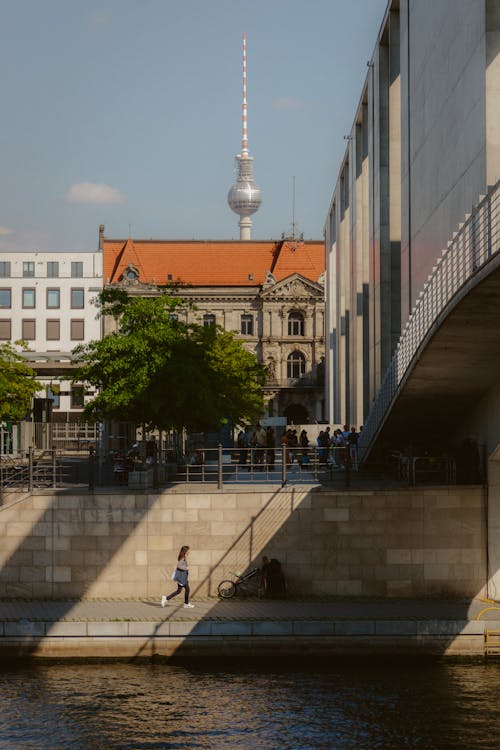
[{"x1": 103, "y1": 239, "x2": 324, "y2": 287}]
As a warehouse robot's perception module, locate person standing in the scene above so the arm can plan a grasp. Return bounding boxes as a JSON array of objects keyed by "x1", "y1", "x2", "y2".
[{"x1": 161, "y1": 545, "x2": 194, "y2": 608}]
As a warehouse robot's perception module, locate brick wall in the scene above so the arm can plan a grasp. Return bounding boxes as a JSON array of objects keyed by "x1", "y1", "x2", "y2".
[{"x1": 0, "y1": 486, "x2": 486, "y2": 599}]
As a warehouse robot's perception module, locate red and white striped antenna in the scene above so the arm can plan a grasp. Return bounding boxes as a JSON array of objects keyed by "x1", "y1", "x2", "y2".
[{"x1": 241, "y1": 33, "x2": 248, "y2": 157}]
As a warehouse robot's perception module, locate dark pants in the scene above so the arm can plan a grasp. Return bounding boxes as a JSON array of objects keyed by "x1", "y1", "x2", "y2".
[{"x1": 167, "y1": 582, "x2": 190, "y2": 604}]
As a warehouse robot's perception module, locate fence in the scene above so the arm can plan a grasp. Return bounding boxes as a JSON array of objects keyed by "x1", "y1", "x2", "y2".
[{"x1": 359, "y1": 180, "x2": 500, "y2": 463}]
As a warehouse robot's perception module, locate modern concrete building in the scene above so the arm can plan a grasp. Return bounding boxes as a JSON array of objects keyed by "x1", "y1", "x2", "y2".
[
  {"x1": 101, "y1": 227, "x2": 326, "y2": 424},
  {"x1": 325, "y1": 0, "x2": 500, "y2": 430},
  {"x1": 0, "y1": 250, "x2": 103, "y2": 421}
]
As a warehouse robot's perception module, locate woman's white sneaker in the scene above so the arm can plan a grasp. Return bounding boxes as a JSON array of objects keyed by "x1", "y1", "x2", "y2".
[
  {"x1": 161, "y1": 596, "x2": 168, "y2": 607},
  {"x1": 183, "y1": 603, "x2": 194, "y2": 608}
]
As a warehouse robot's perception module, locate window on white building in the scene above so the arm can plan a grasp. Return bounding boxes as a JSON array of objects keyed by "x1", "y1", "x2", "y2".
[
  {"x1": 23, "y1": 261, "x2": 35, "y2": 278},
  {"x1": 47, "y1": 261, "x2": 59, "y2": 278},
  {"x1": 22, "y1": 319, "x2": 36, "y2": 340},
  {"x1": 70, "y1": 319, "x2": 85, "y2": 340},
  {"x1": 203, "y1": 314, "x2": 216, "y2": 327},
  {"x1": 71, "y1": 288, "x2": 84, "y2": 309},
  {"x1": 71, "y1": 385, "x2": 84, "y2": 408},
  {"x1": 46, "y1": 319, "x2": 60, "y2": 340},
  {"x1": 0, "y1": 262, "x2": 11, "y2": 278},
  {"x1": 0, "y1": 319, "x2": 11, "y2": 340},
  {"x1": 47, "y1": 385, "x2": 60, "y2": 409},
  {"x1": 22, "y1": 288, "x2": 36, "y2": 308},
  {"x1": 71, "y1": 261, "x2": 83, "y2": 278},
  {"x1": 288, "y1": 312, "x2": 304, "y2": 336},
  {"x1": 0, "y1": 289, "x2": 11, "y2": 308},
  {"x1": 47, "y1": 288, "x2": 60, "y2": 309},
  {"x1": 287, "y1": 350, "x2": 306, "y2": 379}
]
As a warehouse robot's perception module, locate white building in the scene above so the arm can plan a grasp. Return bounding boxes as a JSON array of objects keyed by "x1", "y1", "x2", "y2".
[{"x1": 0, "y1": 251, "x2": 103, "y2": 421}]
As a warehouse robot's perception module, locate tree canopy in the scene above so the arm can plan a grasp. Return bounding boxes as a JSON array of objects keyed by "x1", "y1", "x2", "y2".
[
  {"x1": 0, "y1": 342, "x2": 42, "y2": 422},
  {"x1": 73, "y1": 289, "x2": 266, "y2": 432}
]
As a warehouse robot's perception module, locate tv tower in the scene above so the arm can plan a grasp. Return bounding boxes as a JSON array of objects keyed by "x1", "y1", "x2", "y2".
[{"x1": 228, "y1": 33, "x2": 262, "y2": 240}]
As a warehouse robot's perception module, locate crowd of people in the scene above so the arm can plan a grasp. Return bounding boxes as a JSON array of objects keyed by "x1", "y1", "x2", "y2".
[{"x1": 236, "y1": 423, "x2": 362, "y2": 471}]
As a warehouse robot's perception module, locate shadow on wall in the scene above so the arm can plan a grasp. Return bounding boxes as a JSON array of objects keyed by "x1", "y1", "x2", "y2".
[{"x1": 0, "y1": 482, "x2": 489, "y2": 658}]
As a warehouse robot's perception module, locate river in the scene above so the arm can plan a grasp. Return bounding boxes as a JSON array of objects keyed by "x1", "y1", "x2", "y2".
[{"x1": 1, "y1": 659, "x2": 500, "y2": 749}]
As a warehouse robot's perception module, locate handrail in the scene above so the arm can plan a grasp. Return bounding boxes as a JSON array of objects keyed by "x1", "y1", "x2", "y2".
[{"x1": 359, "y1": 181, "x2": 500, "y2": 462}]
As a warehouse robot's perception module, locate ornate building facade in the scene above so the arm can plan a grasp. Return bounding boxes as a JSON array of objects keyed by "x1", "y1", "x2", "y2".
[{"x1": 101, "y1": 227, "x2": 326, "y2": 424}]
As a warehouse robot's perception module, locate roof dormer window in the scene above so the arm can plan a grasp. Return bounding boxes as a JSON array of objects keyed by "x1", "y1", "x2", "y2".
[{"x1": 124, "y1": 264, "x2": 139, "y2": 281}]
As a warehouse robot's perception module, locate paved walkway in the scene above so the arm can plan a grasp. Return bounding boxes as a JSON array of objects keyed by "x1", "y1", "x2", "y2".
[{"x1": 1, "y1": 597, "x2": 499, "y2": 622}]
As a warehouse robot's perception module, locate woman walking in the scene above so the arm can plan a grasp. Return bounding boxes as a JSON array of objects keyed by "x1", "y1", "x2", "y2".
[{"x1": 161, "y1": 545, "x2": 194, "y2": 609}]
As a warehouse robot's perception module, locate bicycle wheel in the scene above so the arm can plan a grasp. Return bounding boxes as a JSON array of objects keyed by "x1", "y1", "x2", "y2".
[{"x1": 218, "y1": 580, "x2": 237, "y2": 599}]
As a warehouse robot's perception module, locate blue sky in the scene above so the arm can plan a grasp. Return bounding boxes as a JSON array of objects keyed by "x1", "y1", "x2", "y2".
[{"x1": 0, "y1": 0, "x2": 387, "y2": 252}]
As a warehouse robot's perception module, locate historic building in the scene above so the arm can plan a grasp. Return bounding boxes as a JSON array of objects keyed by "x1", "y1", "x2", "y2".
[{"x1": 101, "y1": 226, "x2": 326, "y2": 424}]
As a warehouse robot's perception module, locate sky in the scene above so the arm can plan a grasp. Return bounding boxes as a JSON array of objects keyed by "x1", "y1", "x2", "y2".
[{"x1": 0, "y1": 0, "x2": 388, "y2": 252}]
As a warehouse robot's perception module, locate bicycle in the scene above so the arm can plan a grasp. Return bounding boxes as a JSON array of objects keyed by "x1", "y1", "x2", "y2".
[{"x1": 217, "y1": 567, "x2": 261, "y2": 599}]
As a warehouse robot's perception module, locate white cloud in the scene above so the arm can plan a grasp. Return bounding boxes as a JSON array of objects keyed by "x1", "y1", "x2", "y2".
[
  {"x1": 66, "y1": 182, "x2": 125, "y2": 205},
  {"x1": 273, "y1": 97, "x2": 302, "y2": 111},
  {"x1": 0, "y1": 226, "x2": 13, "y2": 236}
]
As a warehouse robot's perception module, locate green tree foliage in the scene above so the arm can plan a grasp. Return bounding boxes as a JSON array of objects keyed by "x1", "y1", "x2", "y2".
[
  {"x1": 0, "y1": 342, "x2": 42, "y2": 422},
  {"x1": 73, "y1": 290, "x2": 265, "y2": 431}
]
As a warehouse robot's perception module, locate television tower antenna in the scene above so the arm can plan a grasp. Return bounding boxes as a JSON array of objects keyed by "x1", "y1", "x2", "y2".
[{"x1": 228, "y1": 33, "x2": 262, "y2": 240}]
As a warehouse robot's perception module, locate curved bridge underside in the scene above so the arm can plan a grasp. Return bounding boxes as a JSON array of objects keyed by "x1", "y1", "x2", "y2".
[{"x1": 372, "y1": 255, "x2": 500, "y2": 455}]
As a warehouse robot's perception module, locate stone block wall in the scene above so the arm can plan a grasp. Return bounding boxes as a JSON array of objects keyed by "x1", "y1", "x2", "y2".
[{"x1": 0, "y1": 485, "x2": 486, "y2": 599}]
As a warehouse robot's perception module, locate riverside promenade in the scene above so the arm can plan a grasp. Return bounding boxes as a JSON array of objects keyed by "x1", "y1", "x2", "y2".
[{"x1": 1, "y1": 596, "x2": 500, "y2": 661}]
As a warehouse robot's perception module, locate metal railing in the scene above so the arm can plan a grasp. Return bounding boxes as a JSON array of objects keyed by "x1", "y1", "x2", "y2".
[{"x1": 359, "y1": 181, "x2": 500, "y2": 462}]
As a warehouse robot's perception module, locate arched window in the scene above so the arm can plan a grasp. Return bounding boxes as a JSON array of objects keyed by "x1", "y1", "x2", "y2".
[
  {"x1": 203, "y1": 314, "x2": 216, "y2": 327},
  {"x1": 288, "y1": 311, "x2": 304, "y2": 336},
  {"x1": 287, "y1": 350, "x2": 306, "y2": 379}
]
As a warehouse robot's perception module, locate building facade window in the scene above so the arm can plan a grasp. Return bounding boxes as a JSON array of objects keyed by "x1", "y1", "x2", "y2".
[
  {"x1": 70, "y1": 319, "x2": 85, "y2": 340},
  {"x1": 0, "y1": 289, "x2": 11, "y2": 308},
  {"x1": 47, "y1": 261, "x2": 59, "y2": 278},
  {"x1": 0, "y1": 262, "x2": 11, "y2": 278},
  {"x1": 47, "y1": 288, "x2": 60, "y2": 309},
  {"x1": 0, "y1": 319, "x2": 11, "y2": 340},
  {"x1": 47, "y1": 385, "x2": 60, "y2": 409},
  {"x1": 288, "y1": 311, "x2": 305, "y2": 336},
  {"x1": 287, "y1": 350, "x2": 306, "y2": 379},
  {"x1": 23, "y1": 261, "x2": 35, "y2": 278},
  {"x1": 241, "y1": 314, "x2": 254, "y2": 335},
  {"x1": 71, "y1": 261, "x2": 83, "y2": 278},
  {"x1": 22, "y1": 288, "x2": 36, "y2": 308},
  {"x1": 203, "y1": 314, "x2": 216, "y2": 327},
  {"x1": 71, "y1": 385, "x2": 84, "y2": 409},
  {"x1": 46, "y1": 319, "x2": 60, "y2": 340},
  {"x1": 71, "y1": 288, "x2": 84, "y2": 309},
  {"x1": 22, "y1": 319, "x2": 36, "y2": 340}
]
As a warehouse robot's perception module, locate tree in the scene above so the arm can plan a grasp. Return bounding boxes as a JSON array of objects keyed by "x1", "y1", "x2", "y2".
[
  {"x1": 0, "y1": 342, "x2": 42, "y2": 422},
  {"x1": 73, "y1": 290, "x2": 266, "y2": 432}
]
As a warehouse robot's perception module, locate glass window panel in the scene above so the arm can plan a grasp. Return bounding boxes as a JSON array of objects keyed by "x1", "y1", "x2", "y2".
[
  {"x1": 71, "y1": 288, "x2": 84, "y2": 309},
  {"x1": 71, "y1": 261, "x2": 83, "y2": 278},
  {"x1": 71, "y1": 386, "x2": 84, "y2": 408},
  {"x1": 0, "y1": 262, "x2": 11, "y2": 278},
  {"x1": 23, "y1": 261, "x2": 35, "y2": 278},
  {"x1": 241, "y1": 314, "x2": 254, "y2": 335},
  {"x1": 203, "y1": 314, "x2": 216, "y2": 327},
  {"x1": 0, "y1": 289, "x2": 11, "y2": 308},
  {"x1": 22, "y1": 288, "x2": 36, "y2": 308},
  {"x1": 47, "y1": 288, "x2": 60, "y2": 308},
  {"x1": 287, "y1": 351, "x2": 306, "y2": 379},
  {"x1": 47, "y1": 261, "x2": 59, "y2": 278}
]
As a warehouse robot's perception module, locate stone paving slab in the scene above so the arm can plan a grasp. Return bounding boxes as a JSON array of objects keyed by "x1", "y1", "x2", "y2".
[{"x1": 0, "y1": 597, "x2": 498, "y2": 623}]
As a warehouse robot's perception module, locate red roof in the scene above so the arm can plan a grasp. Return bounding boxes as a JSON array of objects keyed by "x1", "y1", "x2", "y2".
[{"x1": 103, "y1": 239, "x2": 324, "y2": 287}]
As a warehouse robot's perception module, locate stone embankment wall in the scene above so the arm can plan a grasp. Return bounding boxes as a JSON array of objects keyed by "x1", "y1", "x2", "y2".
[{"x1": 0, "y1": 485, "x2": 486, "y2": 600}]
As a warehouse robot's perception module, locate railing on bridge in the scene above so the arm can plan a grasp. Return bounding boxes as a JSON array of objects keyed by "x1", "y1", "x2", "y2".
[{"x1": 359, "y1": 181, "x2": 500, "y2": 462}]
